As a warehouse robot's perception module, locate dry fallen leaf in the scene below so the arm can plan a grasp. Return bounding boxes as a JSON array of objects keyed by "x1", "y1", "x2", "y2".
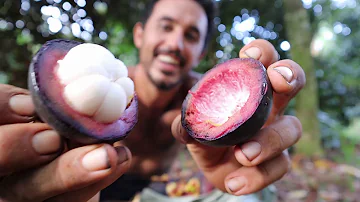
[{"x1": 287, "y1": 190, "x2": 308, "y2": 199}]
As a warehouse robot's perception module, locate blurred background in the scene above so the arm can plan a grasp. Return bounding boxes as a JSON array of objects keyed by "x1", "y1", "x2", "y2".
[{"x1": 0, "y1": 0, "x2": 359, "y2": 201}]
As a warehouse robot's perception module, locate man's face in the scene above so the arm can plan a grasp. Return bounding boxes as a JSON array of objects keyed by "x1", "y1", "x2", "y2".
[{"x1": 134, "y1": 0, "x2": 208, "y2": 90}]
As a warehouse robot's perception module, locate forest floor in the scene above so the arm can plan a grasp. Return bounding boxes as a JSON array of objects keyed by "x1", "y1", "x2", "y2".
[
  {"x1": 274, "y1": 154, "x2": 360, "y2": 202},
  {"x1": 157, "y1": 146, "x2": 360, "y2": 202}
]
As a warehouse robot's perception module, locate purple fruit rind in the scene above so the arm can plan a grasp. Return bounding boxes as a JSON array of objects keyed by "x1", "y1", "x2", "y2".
[
  {"x1": 28, "y1": 39, "x2": 138, "y2": 144},
  {"x1": 181, "y1": 58, "x2": 273, "y2": 147}
]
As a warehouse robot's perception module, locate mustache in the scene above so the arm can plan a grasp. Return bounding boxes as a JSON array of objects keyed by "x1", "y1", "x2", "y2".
[{"x1": 154, "y1": 48, "x2": 186, "y2": 67}]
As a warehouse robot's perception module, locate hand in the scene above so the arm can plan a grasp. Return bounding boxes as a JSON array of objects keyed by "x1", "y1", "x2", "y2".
[
  {"x1": 172, "y1": 39, "x2": 305, "y2": 195},
  {"x1": 0, "y1": 84, "x2": 132, "y2": 202}
]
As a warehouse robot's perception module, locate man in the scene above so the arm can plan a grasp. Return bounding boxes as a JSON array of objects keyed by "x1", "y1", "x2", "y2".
[{"x1": 0, "y1": 0, "x2": 305, "y2": 201}]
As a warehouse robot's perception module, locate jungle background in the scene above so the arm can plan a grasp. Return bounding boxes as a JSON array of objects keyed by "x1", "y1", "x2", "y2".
[{"x1": 1, "y1": 0, "x2": 359, "y2": 201}]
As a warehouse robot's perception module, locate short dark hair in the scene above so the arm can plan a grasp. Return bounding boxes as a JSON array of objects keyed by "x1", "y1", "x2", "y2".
[{"x1": 141, "y1": 0, "x2": 218, "y2": 51}]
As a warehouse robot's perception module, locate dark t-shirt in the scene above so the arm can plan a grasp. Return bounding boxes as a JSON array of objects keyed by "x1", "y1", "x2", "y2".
[
  {"x1": 100, "y1": 174, "x2": 151, "y2": 201},
  {"x1": 100, "y1": 148, "x2": 214, "y2": 201}
]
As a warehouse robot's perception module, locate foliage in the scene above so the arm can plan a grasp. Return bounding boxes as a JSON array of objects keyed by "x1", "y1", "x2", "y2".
[
  {"x1": 310, "y1": 0, "x2": 360, "y2": 127},
  {"x1": 283, "y1": 0, "x2": 323, "y2": 156},
  {"x1": 306, "y1": 1, "x2": 360, "y2": 152}
]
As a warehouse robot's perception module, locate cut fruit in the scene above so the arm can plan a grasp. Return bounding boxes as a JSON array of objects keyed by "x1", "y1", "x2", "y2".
[
  {"x1": 181, "y1": 58, "x2": 272, "y2": 146},
  {"x1": 28, "y1": 39, "x2": 138, "y2": 144}
]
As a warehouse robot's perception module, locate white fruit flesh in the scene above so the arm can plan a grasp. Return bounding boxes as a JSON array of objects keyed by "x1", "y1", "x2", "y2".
[
  {"x1": 193, "y1": 76, "x2": 250, "y2": 126},
  {"x1": 57, "y1": 43, "x2": 134, "y2": 123}
]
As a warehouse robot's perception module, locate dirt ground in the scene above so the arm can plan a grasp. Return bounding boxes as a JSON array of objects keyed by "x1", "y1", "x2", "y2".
[
  {"x1": 160, "y1": 147, "x2": 360, "y2": 202},
  {"x1": 274, "y1": 154, "x2": 360, "y2": 202}
]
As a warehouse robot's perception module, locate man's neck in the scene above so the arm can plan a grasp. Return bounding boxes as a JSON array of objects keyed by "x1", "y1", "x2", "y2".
[{"x1": 133, "y1": 64, "x2": 180, "y2": 113}]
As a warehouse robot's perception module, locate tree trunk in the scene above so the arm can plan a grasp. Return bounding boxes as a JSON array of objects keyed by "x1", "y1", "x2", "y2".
[{"x1": 283, "y1": 0, "x2": 323, "y2": 156}]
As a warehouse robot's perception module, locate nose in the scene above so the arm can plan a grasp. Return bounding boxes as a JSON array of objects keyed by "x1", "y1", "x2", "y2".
[{"x1": 165, "y1": 29, "x2": 184, "y2": 51}]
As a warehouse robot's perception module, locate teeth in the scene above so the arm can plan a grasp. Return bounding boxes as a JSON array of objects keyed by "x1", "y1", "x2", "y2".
[{"x1": 158, "y1": 55, "x2": 179, "y2": 65}]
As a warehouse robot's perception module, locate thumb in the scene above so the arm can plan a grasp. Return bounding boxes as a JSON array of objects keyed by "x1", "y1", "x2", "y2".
[
  {"x1": 171, "y1": 114, "x2": 195, "y2": 144},
  {"x1": 171, "y1": 114, "x2": 230, "y2": 169},
  {"x1": 0, "y1": 84, "x2": 35, "y2": 125}
]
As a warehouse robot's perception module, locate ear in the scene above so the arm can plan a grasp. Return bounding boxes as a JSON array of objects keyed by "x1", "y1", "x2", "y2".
[{"x1": 133, "y1": 22, "x2": 144, "y2": 49}]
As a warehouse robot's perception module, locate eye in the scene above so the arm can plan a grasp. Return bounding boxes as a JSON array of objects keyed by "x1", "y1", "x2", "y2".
[
  {"x1": 185, "y1": 32, "x2": 199, "y2": 42},
  {"x1": 161, "y1": 24, "x2": 173, "y2": 32}
]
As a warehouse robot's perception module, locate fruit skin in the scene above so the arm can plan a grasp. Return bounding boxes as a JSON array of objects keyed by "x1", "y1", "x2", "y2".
[
  {"x1": 28, "y1": 39, "x2": 138, "y2": 144},
  {"x1": 181, "y1": 58, "x2": 272, "y2": 147}
]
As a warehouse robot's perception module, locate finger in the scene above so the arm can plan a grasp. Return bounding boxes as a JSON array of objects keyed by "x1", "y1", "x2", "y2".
[
  {"x1": 172, "y1": 113, "x2": 245, "y2": 192},
  {"x1": 238, "y1": 40, "x2": 306, "y2": 123},
  {"x1": 171, "y1": 114, "x2": 196, "y2": 144},
  {"x1": 0, "y1": 123, "x2": 63, "y2": 176},
  {"x1": 0, "y1": 144, "x2": 131, "y2": 202},
  {"x1": 172, "y1": 114, "x2": 233, "y2": 167},
  {"x1": 46, "y1": 147, "x2": 132, "y2": 202},
  {"x1": 225, "y1": 151, "x2": 291, "y2": 196},
  {"x1": 234, "y1": 116, "x2": 302, "y2": 166},
  {"x1": 266, "y1": 59, "x2": 306, "y2": 122},
  {"x1": 239, "y1": 39, "x2": 279, "y2": 67},
  {"x1": 0, "y1": 84, "x2": 35, "y2": 125},
  {"x1": 268, "y1": 59, "x2": 305, "y2": 94}
]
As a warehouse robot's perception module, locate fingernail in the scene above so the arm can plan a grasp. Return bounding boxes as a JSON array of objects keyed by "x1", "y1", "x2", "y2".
[
  {"x1": 9, "y1": 94, "x2": 35, "y2": 116},
  {"x1": 82, "y1": 146, "x2": 110, "y2": 171},
  {"x1": 244, "y1": 47, "x2": 261, "y2": 60},
  {"x1": 227, "y1": 177, "x2": 246, "y2": 193},
  {"x1": 115, "y1": 146, "x2": 129, "y2": 165},
  {"x1": 274, "y1": 66, "x2": 294, "y2": 82},
  {"x1": 241, "y1": 141, "x2": 261, "y2": 161},
  {"x1": 32, "y1": 130, "x2": 62, "y2": 155}
]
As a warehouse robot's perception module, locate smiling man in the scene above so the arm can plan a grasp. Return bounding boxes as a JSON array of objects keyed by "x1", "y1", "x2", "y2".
[
  {"x1": 0, "y1": 0, "x2": 305, "y2": 202},
  {"x1": 133, "y1": 3, "x2": 207, "y2": 91},
  {"x1": 99, "y1": 2, "x2": 215, "y2": 199},
  {"x1": 100, "y1": 0, "x2": 305, "y2": 201}
]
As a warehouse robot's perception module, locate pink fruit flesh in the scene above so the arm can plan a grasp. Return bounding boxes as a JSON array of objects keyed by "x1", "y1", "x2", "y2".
[{"x1": 184, "y1": 58, "x2": 267, "y2": 140}]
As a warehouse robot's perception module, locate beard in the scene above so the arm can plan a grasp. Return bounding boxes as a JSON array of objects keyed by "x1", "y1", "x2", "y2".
[
  {"x1": 143, "y1": 47, "x2": 187, "y2": 91},
  {"x1": 146, "y1": 70, "x2": 184, "y2": 91}
]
